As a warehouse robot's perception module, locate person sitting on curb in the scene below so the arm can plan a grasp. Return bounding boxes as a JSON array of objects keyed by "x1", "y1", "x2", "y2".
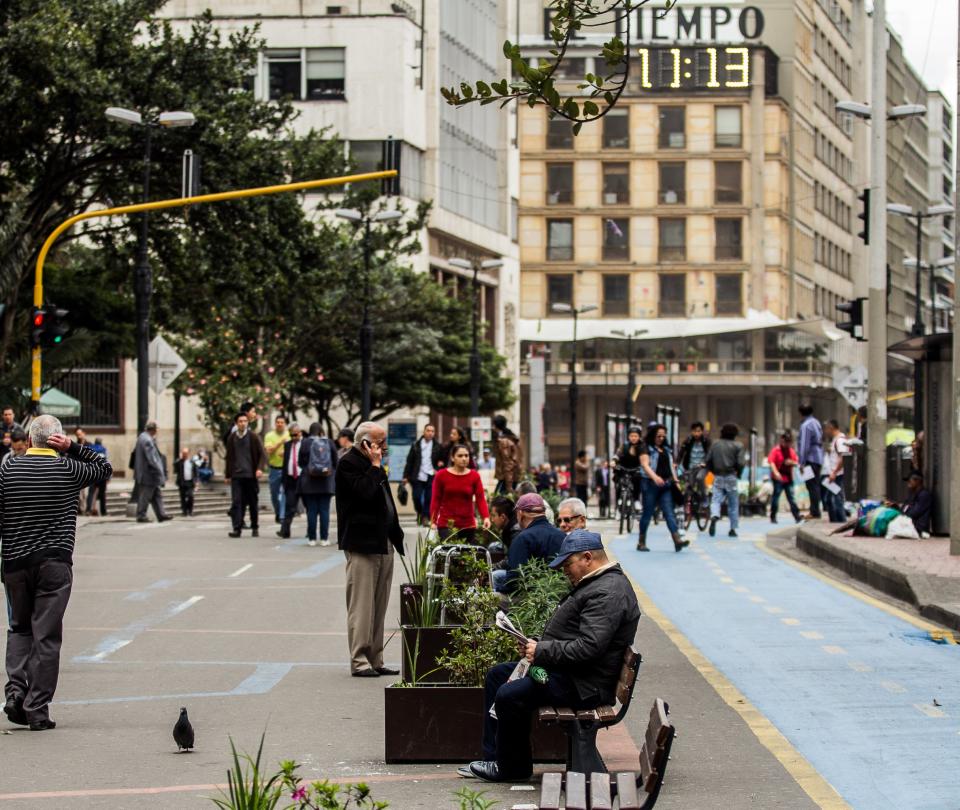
[
  {"x1": 463, "y1": 529, "x2": 641, "y2": 783},
  {"x1": 491, "y1": 493, "x2": 565, "y2": 593},
  {"x1": 891, "y1": 471, "x2": 933, "y2": 537}
]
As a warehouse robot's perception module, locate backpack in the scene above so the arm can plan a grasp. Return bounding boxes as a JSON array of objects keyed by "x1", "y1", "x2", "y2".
[{"x1": 307, "y1": 437, "x2": 333, "y2": 478}]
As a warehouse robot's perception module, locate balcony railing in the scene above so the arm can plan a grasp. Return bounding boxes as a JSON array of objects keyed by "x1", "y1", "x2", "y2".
[{"x1": 520, "y1": 357, "x2": 832, "y2": 378}]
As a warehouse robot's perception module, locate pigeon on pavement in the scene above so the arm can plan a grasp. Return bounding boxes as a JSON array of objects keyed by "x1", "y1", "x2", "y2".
[{"x1": 173, "y1": 707, "x2": 194, "y2": 752}]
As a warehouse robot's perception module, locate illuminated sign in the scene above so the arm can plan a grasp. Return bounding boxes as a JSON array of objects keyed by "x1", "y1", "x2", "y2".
[{"x1": 636, "y1": 46, "x2": 751, "y2": 92}]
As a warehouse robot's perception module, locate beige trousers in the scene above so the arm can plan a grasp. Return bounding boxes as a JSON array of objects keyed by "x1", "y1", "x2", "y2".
[{"x1": 344, "y1": 548, "x2": 394, "y2": 673}]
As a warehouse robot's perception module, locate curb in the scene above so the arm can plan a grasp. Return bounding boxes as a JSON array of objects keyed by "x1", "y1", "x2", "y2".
[{"x1": 794, "y1": 528, "x2": 960, "y2": 632}]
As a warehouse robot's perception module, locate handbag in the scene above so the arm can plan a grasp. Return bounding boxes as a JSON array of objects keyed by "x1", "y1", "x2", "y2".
[{"x1": 397, "y1": 481, "x2": 409, "y2": 506}]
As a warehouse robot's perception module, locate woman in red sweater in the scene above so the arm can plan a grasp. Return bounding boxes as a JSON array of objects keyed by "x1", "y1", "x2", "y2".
[{"x1": 430, "y1": 444, "x2": 490, "y2": 540}]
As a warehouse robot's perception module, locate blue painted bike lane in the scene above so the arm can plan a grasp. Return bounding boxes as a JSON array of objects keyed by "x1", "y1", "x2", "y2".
[{"x1": 612, "y1": 523, "x2": 960, "y2": 810}]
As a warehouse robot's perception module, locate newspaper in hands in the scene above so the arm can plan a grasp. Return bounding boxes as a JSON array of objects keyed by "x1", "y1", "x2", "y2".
[{"x1": 495, "y1": 610, "x2": 529, "y2": 644}]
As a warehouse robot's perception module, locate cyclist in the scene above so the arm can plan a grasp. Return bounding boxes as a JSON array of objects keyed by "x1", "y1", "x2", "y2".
[
  {"x1": 677, "y1": 421, "x2": 711, "y2": 496},
  {"x1": 636, "y1": 423, "x2": 690, "y2": 553},
  {"x1": 616, "y1": 425, "x2": 645, "y2": 511}
]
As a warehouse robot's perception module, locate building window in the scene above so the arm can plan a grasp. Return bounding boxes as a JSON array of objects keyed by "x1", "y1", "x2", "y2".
[
  {"x1": 547, "y1": 116, "x2": 574, "y2": 149},
  {"x1": 602, "y1": 218, "x2": 630, "y2": 261},
  {"x1": 350, "y1": 141, "x2": 383, "y2": 173},
  {"x1": 547, "y1": 274, "x2": 573, "y2": 310},
  {"x1": 659, "y1": 162, "x2": 686, "y2": 205},
  {"x1": 546, "y1": 163, "x2": 574, "y2": 205},
  {"x1": 658, "y1": 107, "x2": 685, "y2": 149},
  {"x1": 715, "y1": 274, "x2": 743, "y2": 315},
  {"x1": 263, "y1": 48, "x2": 345, "y2": 101},
  {"x1": 659, "y1": 274, "x2": 686, "y2": 317},
  {"x1": 715, "y1": 161, "x2": 742, "y2": 204},
  {"x1": 658, "y1": 218, "x2": 686, "y2": 262},
  {"x1": 603, "y1": 109, "x2": 630, "y2": 149},
  {"x1": 715, "y1": 106, "x2": 742, "y2": 148},
  {"x1": 602, "y1": 162, "x2": 630, "y2": 205},
  {"x1": 603, "y1": 274, "x2": 630, "y2": 316},
  {"x1": 715, "y1": 218, "x2": 743, "y2": 261},
  {"x1": 555, "y1": 57, "x2": 586, "y2": 79},
  {"x1": 547, "y1": 219, "x2": 574, "y2": 261}
]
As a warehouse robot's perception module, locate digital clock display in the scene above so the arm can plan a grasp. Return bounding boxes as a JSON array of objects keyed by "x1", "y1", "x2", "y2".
[{"x1": 634, "y1": 46, "x2": 756, "y2": 93}]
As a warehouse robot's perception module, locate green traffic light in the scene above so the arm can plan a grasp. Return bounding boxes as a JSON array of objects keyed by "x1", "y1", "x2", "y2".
[{"x1": 54, "y1": 336, "x2": 62, "y2": 343}]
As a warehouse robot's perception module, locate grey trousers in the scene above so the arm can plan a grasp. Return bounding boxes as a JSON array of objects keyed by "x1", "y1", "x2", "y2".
[
  {"x1": 344, "y1": 548, "x2": 394, "y2": 674},
  {"x1": 4, "y1": 559, "x2": 73, "y2": 722},
  {"x1": 137, "y1": 484, "x2": 169, "y2": 520}
]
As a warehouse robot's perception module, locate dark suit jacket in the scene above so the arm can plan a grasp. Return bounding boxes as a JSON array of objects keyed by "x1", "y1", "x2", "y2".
[
  {"x1": 335, "y1": 446, "x2": 404, "y2": 555},
  {"x1": 173, "y1": 458, "x2": 196, "y2": 488},
  {"x1": 281, "y1": 439, "x2": 304, "y2": 490}
]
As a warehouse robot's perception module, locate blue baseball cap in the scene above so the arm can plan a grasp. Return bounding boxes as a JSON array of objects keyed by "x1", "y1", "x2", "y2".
[{"x1": 550, "y1": 529, "x2": 604, "y2": 569}]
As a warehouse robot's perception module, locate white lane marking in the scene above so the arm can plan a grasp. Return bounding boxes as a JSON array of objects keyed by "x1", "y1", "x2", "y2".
[
  {"x1": 749, "y1": 595, "x2": 766, "y2": 603},
  {"x1": 848, "y1": 661, "x2": 873, "y2": 673},
  {"x1": 764, "y1": 606, "x2": 784, "y2": 614},
  {"x1": 781, "y1": 618, "x2": 801, "y2": 626},
  {"x1": 881, "y1": 681, "x2": 907, "y2": 694},
  {"x1": 712, "y1": 568, "x2": 727, "y2": 575},
  {"x1": 800, "y1": 631, "x2": 824, "y2": 640},
  {"x1": 229, "y1": 564, "x2": 254, "y2": 578},
  {"x1": 914, "y1": 703, "x2": 946, "y2": 718},
  {"x1": 720, "y1": 577, "x2": 735, "y2": 584},
  {"x1": 732, "y1": 585, "x2": 750, "y2": 593},
  {"x1": 821, "y1": 645, "x2": 846, "y2": 655}
]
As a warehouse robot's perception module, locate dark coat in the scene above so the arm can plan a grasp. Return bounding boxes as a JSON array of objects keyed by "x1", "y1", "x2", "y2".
[
  {"x1": 535, "y1": 564, "x2": 641, "y2": 704},
  {"x1": 173, "y1": 458, "x2": 196, "y2": 489},
  {"x1": 281, "y1": 438, "x2": 305, "y2": 490},
  {"x1": 297, "y1": 435, "x2": 338, "y2": 496},
  {"x1": 224, "y1": 430, "x2": 267, "y2": 479},
  {"x1": 903, "y1": 488, "x2": 933, "y2": 534},
  {"x1": 506, "y1": 515, "x2": 565, "y2": 572},
  {"x1": 403, "y1": 437, "x2": 443, "y2": 481},
  {"x1": 334, "y1": 446, "x2": 404, "y2": 555},
  {"x1": 677, "y1": 435, "x2": 711, "y2": 469}
]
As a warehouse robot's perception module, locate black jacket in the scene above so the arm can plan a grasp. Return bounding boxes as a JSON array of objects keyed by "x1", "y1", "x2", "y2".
[
  {"x1": 677, "y1": 435, "x2": 711, "y2": 469},
  {"x1": 173, "y1": 458, "x2": 196, "y2": 488},
  {"x1": 334, "y1": 447, "x2": 404, "y2": 555},
  {"x1": 403, "y1": 437, "x2": 442, "y2": 481},
  {"x1": 280, "y1": 439, "x2": 304, "y2": 489},
  {"x1": 902, "y1": 488, "x2": 933, "y2": 534},
  {"x1": 534, "y1": 564, "x2": 640, "y2": 704}
]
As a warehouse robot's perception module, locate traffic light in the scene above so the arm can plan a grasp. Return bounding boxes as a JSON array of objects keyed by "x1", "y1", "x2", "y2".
[
  {"x1": 30, "y1": 307, "x2": 45, "y2": 348},
  {"x1": 836, "y1": 297, "x2": 866, "y2": 341},
  {"x1": 29, "y1": 305, "x2": 69, "y2": 348},
  {"x1": 857, "y1": 188, "x2": 870, "y2": 245}
]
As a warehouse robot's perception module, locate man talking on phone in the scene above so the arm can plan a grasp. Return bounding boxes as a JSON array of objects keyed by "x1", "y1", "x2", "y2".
[{"x1": 335, "y1": 422, "x2": 404, "y2": 677}]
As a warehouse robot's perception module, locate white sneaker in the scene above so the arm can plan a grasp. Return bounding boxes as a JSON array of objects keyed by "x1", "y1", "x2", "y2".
[
  {"x1": 320, "y1": 539, "x2": 331, "y2": 547},
  {"x1": 634, "y1": 500, "x2": 642, "y2": 511},
  {"x1": 307, "y1": 539, "x2": 317, "y2": 547}
]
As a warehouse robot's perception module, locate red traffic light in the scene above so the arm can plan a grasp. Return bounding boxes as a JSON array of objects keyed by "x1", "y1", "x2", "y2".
[{"x1": 33, "y1": 312, "x2": 45, "y2": 327}]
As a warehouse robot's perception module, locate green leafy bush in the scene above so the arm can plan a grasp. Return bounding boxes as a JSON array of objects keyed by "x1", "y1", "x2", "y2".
[{"x1": 508, "y1": 559, "x2": 571, "y2": 639}]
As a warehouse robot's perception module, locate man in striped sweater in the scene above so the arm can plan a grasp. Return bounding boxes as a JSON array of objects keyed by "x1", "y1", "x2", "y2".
[{"x1": 0, "y1": 414, "x2": 112, "y2": 730}]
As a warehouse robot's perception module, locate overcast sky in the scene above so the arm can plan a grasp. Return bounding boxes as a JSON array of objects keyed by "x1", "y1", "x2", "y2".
[{"x1": 885, "y1": 0, "x2": 957, "y2": 106}]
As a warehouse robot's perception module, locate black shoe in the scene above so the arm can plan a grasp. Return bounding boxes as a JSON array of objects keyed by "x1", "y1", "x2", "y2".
[
  {"x1": 770, "y1": 516, "x2": 778, "y2": 524},
  {"x1": 709, "y1": 517, "x2": 718, "y2": 537},
  {"x1": 375, "y1": 666, "x2": 399, "y2": 675},
  {"x1": 228, "y1": 530, "x2": 241, "y2": 538},
  {"x1": 728, "y1": 529, "x2": 738, "y2": 538},
  {"x1": 456, "y1": 765, "x2": 476, "y2": 778},
  {"x1": 3, "y1": 697, "x2": 27, "y2": 726},
  {"x1": 158, "y1": 515, "x2": 173, "y2": 522},
  {"x1": 251, "y1": 529, "x2": 259, "y2": 537},
  {"x1": 241, "y1": 522, "x2": 250, "y2": 529},
  {"x1": 467, "y1": 761, "x2": 529, "y2": 783},
  {"x1": 276, "y1": 530, "x2": 289, "y2": 539},
  {"x1": 136, "y1": 517, "x2": 150, "y2": 523},
  {"x1": 29, "y1": 718, "x2": 56, "y2": 731},
  {"x1": 351, "y1": 669, "x2": 380, "y2": 678},
  {"x1": 636, "y1": 543, "x2": 650, "y2": 552}
]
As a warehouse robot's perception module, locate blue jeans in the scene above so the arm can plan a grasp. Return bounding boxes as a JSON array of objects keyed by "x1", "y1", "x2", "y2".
[
  {"x1": 824, "y1": 474, "x2": 846, "y2": 523},
  {"x1": 302, "y1": 493, "x2": 332, "y2": 541},
  {"x1": 639, "y1": 478, "x2": 678, "y2": 535},
  {"x1": 710, "y1": 473, "x2": 739, "y2": 530},
  {"x1": 771, "y1": 479, "x2": 801, "y2": 522},
  {"x1": 411, "y1": 476, "x2": 433, "y2": 523},
  {"x1": 268, "y1": 467, "x2": 285, "y2": 519}
]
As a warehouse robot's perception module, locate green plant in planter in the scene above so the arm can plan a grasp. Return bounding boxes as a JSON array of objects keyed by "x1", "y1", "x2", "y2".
[
  {"x1": 399, "y1": 529, "x2": 439, "y2": 587},
  {"x1": 211, "y1": 734, "x2": 286, "y2": 810},
  {"x1": 508, "y1": 559, "x2": 571, "y2": 639}
]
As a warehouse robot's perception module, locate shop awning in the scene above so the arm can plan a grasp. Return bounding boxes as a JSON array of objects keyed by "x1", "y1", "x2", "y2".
[{"x1": 23, "y1": 387, "x2": 82, "y2": 418}]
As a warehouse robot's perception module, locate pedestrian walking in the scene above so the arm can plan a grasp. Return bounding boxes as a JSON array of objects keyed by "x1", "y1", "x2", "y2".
[
  {"x1": 768, "y1": 431, "x2": 801, "y2": 524},
  {"x1": 430, "y1": 444, "x2": 490, "y2": 541},
  {"x1": 0, "y1": 406, "x2": 17, "y2": 461},
  {"x1": 706, "y1": 423, "x2": 746, "y2": 538},
  {"x1": 536, "y1": 462, "x2": 557, "y2": 493},
  {"x1": 823, "y1": 419, "x2": 850, "y2": 523},
  {"x1": 797, "y1": 403, "x2": 824, "y2": 519},
  {"x1": 574, "y1": 450, "x2": 590, "y2": 504},
  {"x1": 263, "y1": 415, "x2": 291, "y2": 524},
  {"x1": 173, "y1": 447, "x2": 197, "y2": 517},
  {"x1": 636, "y1": 423, "x2": 688, "y2": 552},
  {"x1": 478, "y1": 448, "x2": 495, "y2": 470},
  {"x1": 225, "y1": 412, "x2": 266, "y2": 538},
  {"x1": 84, "y1": 437, "x2": 108, "y2": 516},
  {"x1": 492, "y1": 415, "x2": 523, "y2": 494},
  {"x1": 438, "y1": 425, "x2": 476, "y2": 470},
  {"x1": 0, "y1": 415, "x2": 111, "y2": 730},
  {"x1": 402, "y1": 424, "x2": 441, "y2": 527},
  {"x1": 594, "y1": 459, "x2": 611, "y2": 518},
  {"x1": 276, "y1": 423, "x2": 304, "y2": 540},
  {"x1": 334, "y1": 422, "x2": 404, "y2": 678},
  {"x1": 556, "y1": 465, "x2": 571, "y2": 497},
  {"x1": 134, "y1": 420, "x2": 171, "y2": 523},
  {"x1": 1, "y1": 429, "x2": 27, "y2": 471},
  {"x1": 298, "y1": 423, "x2": 337, "y2": 546}
]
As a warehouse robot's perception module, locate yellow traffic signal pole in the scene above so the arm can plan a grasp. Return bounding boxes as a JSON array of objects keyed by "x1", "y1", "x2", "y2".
[{"x1": 30, "y1": 169, "x2": 397, "y2": 412}]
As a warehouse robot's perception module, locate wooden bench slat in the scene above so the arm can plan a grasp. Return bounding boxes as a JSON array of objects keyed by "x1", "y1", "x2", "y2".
[
  {"x1": 616, "y1": 667, "x2": 637, "y2": 705},
  {"x1": 596, "y1": 704, "x2": 617, "y2": 722},
  {"x1": 565, "y1": 771, "x2": 588, "y2": 810},
  {"x1": 615, "y1": 771, "x2": 641, "y2": 809},
  {"x1": 639, "y1": 743, "x2": 656, "y2": 793},
  {"x1": 645, "y1": 717, "x2": 667, "y2": 757},
  {"x1": 539, "y1": 772, "x2": 562, "y2": 810},
  {"x1": 538, "y1": 706, "x2": 558, "y2": 723},
  {"x1": 576, "y1": 708, "x2": 599, "y2": 722},
  {"x1": 650, "y1": 699, "x2": 670, "y2": 744},
  {"x1": 589, "y1": 772, "x2": 612, "y2": 809},
  {"x1": 555, "y1": 706, "x2": 577, "y2": 722}
]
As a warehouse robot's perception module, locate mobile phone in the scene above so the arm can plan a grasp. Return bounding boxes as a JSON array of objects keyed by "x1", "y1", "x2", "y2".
[{"x1": 361, "y1": 438, "x2": 372, "y2": 449}]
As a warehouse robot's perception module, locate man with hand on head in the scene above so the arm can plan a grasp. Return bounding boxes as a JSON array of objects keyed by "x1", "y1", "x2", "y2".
[{"x1": 0, "y1": 415, "x2": 112, "y2": 730}]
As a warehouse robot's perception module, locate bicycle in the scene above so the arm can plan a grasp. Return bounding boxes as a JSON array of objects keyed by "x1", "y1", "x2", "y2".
[
  {"x1": 682, "y1": 469, "x2": 711, "y2": 531},
  {"x1": 615, "y1": 468, "x2": 643, "y2": 535}
]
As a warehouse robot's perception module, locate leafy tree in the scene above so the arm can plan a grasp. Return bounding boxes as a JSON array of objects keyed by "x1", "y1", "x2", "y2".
[{"x1": 441, "y1": 0, "x2": 676, "y2": 133}]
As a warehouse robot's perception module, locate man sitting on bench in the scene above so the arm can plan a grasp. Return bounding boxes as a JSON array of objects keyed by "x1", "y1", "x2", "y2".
[{"x1": 463, "y1": 529, "x2": 641, "y2": 783}]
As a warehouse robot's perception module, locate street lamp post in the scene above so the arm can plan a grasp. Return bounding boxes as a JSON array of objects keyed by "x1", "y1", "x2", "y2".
[
  {"x1": 105, "y1": 107, "x2": 196, "y2": 433},
  {"x1": 450, "y1": 257, "x2": 503, "y2": 421},
  {"x1": 888, "y1": 202, "x2": 954, "y2": 432},
  {"x1": 334, "y1": 208, "x2": 403, "y2": 421},
  {"x1": 611, "y1": 328, "x2": 648, "y2": 420},
  {"x1": 552, "y1": 302, "x2": 597, "y2": 476},
  {"x1": 904, "y1": 256, "x2": 955, "y2": 335}
]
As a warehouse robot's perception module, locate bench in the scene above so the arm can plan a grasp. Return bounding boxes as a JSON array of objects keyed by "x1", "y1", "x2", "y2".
[
  {"x1": 538, "y1": 646, "x2": 641, "y2": 776},
  {"x1": 539, "y1": 698, "x2": 675, "y2": 810}
]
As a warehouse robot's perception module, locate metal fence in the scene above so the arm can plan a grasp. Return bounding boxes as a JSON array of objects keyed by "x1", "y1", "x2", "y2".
[{"x1": 57, "y1": 367, "x2": 122, "y2": 428}]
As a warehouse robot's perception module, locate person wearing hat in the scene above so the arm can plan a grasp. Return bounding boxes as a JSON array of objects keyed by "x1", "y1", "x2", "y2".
[
  {"x1": 891, "y1": 471, "x2": 932, "y2": 536},
  {"x1": 491, "y1": 493, "x2": 565, "y2": 593},
  {"x1": 466, "y1": 529, "x2": 641, "y2": 783}
]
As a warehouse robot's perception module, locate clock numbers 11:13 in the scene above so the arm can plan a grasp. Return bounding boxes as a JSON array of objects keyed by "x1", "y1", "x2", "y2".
[{"x1": 634, "y1": 47, "x2": 750, "y2": 90}]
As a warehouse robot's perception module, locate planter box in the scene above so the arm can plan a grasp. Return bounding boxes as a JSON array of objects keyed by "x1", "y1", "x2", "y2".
[
  {"x1": 401, "y1": 625, "x2": 456, "y2": 684},
  {"x1": 384, "y1": 684, "x2": 567, "y2": 763}
]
